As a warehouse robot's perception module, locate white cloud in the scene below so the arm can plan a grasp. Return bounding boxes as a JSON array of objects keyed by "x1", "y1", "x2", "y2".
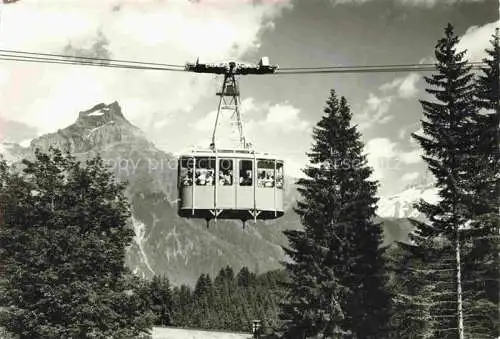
[
  {"x1": 458, "y1": 21, "x2": 500, "y2": 62},
  {"x1": 401, "y1": 171, "x2": 420, "y2": 181},
  {"x1": 259, "y1": 103, "x2": 309, "y2": 132},
  {"x1": 400, "y1": 149, "x2": 422, "y2": 164},
  {"x1": 364, "y1": 138, "x2": 398, "y2": 181},
  {"x1": 281, "y1": 157, "x2": 305, "y2": 179},
  {"x1": 355, "y1": 93, "x2": 394, "y2": 130},
  {"x1": 398, "y1": 73, "x2": 421, "y2": 98},
  {"x1": 192, "y1": 99, "x2": 309, "y2": 148},
  {"x1": 0, "y1": 0, "x2": 292, "y2": 136},
  {"x1": 418, "y1": 56, "x2": 435, "y2": 64},
  {"x1": 398, "y1": 122, "x2": 421, "y2": 140},
  {"x1": 356, "y1": 72, "x2": 421, "y2": 132},
  {"x1": 193, "y1": 110, "x2": 218, "y2": 133},
  {"x1": 379, "y1": 72, "x2": 421, "y2": 99},
  {"x1": 364, "y1": 137, "x2": 424, "y2": 181},
  {"x1": 414, "y1": 20, "x2": 499, "y2": 70}
]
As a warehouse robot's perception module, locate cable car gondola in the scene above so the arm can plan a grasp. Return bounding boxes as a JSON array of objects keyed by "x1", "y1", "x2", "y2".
[{"x1": 177, "y1": 57, "x2": 285, "y2": 227}]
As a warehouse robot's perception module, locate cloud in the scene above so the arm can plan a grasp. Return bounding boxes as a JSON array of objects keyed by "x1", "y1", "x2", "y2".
[
  {"x1": 355, "y1": 93, "x2": 394, "y2": 130},
  {"x1": 356, "y1": 72, "x2": 421, "y2": 132},
  {"x1": 331, "y1": 0, "x2": 485, "y2": 6},
  {"x1": 379, "y1": 72, "x2": 421, "y2": 99},
  {"x1": 458, "y1": 21, "x2": 500, "y2": 62},
  {"x1": 414, "y1": 20, "x2": 499, "y2": 70},
  {"x1": 400, "y1": 148, "x2": 422, "y2": 164},
  {"x1": 401, "y1": 171, "x2": 420, "y2": 181},
  {"x1": 192, "y1": 99, "x2": 309, "y2": 146},
  {"x1": 62, "y1": 30, "x2": 111, "y2": 62},
  {"x1": 257, "y1": 103, "x2": 309, "y2": 132},
  {"x1": 281, "y1": 157, "x2": 305, "y2": 179},
  {"x1": 398, "y1": 121, "x2": 421, "y2": 140},
  {"x1": 0, "y1": 117, "x2": 38, "y2": 143},
  {"x1": 0, "y1": 0, "x2": 292, "y2": 136},
  {"x1": 364, "y1": 138, "x2": 398, "y2": 181},
  {"x1": 364, "y1": 137, "x2": 423, "y2": 180}
]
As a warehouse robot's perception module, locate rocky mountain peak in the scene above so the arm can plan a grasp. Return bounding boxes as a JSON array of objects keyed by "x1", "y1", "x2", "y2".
[
  {"x1": 76, "y1": 101, "x2": 130, "y2": 128},
  {"x1": 27, "y1": 101, "x2": 148, "y2": 155}
]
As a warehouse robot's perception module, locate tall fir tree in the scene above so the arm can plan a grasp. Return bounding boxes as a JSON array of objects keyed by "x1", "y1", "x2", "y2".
[
  {"x1": 473, "y1": 27, "x2": 499, "y2": 303},
  {"x1": 0, "y1": 147, "x2": 154, "y2": 338},
  {"x1": 278, "y1": 90, "x2": 390, "y2": 338},
  {"x1": 409, "y1": 23, "x2": 479, "y2": 339},
  {"x1": 459, "y1": 27, "x2": 500, "y2": 338}
]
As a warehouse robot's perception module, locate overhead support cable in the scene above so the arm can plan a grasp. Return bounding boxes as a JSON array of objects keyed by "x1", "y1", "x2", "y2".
[{"x1": 0, "y1": 49, "x2": 489, "y2": 74}]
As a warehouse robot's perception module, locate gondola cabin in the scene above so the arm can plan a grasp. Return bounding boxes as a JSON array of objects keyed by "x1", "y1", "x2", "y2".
[{"x1": 177, "y1": 148, "x2": 284, "y2": 223}]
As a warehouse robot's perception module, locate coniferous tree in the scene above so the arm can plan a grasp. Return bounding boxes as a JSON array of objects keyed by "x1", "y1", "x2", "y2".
[
  {"x1": 150, "y1": 275, "x2": 173, "y2": 326},
  {"x1": 385, "y1": 242, "x2": 435, "y2": 339},
  {"x1": 167, "y1": 268, "x2": 286, "y2": 333},
  {"x1": 0, "y1": 148, "x2": 154, "y2": 338},
  {"x1": 409, "y1": 23, "x2": 479, "y2": 339},
  {"x1": 472, "y1": 27, "x2": 500, "y2": 305},
  {"x1": 278, "y1": 90, "x2": 390, "y2": 338},
  {"x1": 237, "y1": 266, "x2": 256, "y2": 288},
  {"x1": 171, "y1": 284, "x2": 192, "y2": 327},
  {"x1": 459, "y1": 27, "x2": 500, "y2": 338}
]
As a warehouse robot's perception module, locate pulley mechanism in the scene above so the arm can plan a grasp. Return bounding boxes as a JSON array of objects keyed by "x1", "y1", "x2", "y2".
[{"x1": 185, "y1": 57, "x2": 278, "y2": 150}]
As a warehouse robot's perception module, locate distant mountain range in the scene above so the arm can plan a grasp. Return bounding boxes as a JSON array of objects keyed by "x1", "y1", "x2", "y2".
[
  {"x1": 377, "y1": 181, "x2": 439, "y2": 220},
  {"x1": 0, "y1": 102, "x2": 434, "y2": 286}
]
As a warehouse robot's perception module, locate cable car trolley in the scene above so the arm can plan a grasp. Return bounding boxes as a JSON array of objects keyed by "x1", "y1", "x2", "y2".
[{"x1": 177, "y1": 57, "x2": 284, "y2": 227}]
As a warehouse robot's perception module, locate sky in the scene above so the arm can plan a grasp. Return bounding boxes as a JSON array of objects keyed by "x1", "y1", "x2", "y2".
[{"x1": 0, "y1": 0, "x2": 498, "y2": 197}]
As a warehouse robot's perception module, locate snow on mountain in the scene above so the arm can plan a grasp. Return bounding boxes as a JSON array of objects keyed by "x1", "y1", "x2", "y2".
[{"x1": 377, "y1": 180, "x2": 439, "y2": 220}]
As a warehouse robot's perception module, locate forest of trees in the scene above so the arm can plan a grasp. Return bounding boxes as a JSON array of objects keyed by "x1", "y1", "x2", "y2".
[
  {"x1": 0, "y1": 23, "x2": 498, "y2": 339},
  {"x1": 142, "y1": 268, "x2": 286, "y2": 333}
]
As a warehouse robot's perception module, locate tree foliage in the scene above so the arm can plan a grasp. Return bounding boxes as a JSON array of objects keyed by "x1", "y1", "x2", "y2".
[
  {"x1": 0, "y1": 147, "x2": 154, "y2": 338},
  {"x1": 158, "y1": 267, "x2": 286, "y2": 334},
  {"x1": 278, "y1": 90, "x2": 391, "y2": 338},
  {"x1": 390, "y1": 23, "x2": 499, "y2": 338},
  {"x1": 461, "y1": 26, "x2": 500, "y2": 338}
]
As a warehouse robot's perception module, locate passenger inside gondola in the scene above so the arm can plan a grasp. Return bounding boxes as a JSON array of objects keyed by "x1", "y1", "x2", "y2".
[
  {"x1": 240, "y1": 169, "x2": 252, "y2": 186},
  {"x1": 195, "y1": 169, "x2": 206, "y2": 185},
  {"x1": 219, "y1": 170, "x2": 233, "y2": 185},
  {"x1": 183, "y1": 169, "x2": 193, "y2": 186},
  {"x1": 206, "y1": 169, "x2": 214, "y2": 185},
  {"x1": 239, "y1": 160, "x2": 253, "y2": 186},
  {"x1": 257, "y1": 168, "x2": 274, "y2": 187},
  {"x1": 264, "y1": 173, "x2": 274, "y2": 187},
  {"x1": 257, "y1": 171, "x2": 263, "y2": 187},
  {"x1": 276, "y1": 164, "x2": 283, "y2": 189},
  {"x1": 219, "y1": 159, "x2": 233, "y2": 185}
]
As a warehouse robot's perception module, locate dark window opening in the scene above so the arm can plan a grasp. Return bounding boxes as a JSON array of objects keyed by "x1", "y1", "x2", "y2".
[{"x1": 239, "y1": 160, "x2": 253, "y2": 186}]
